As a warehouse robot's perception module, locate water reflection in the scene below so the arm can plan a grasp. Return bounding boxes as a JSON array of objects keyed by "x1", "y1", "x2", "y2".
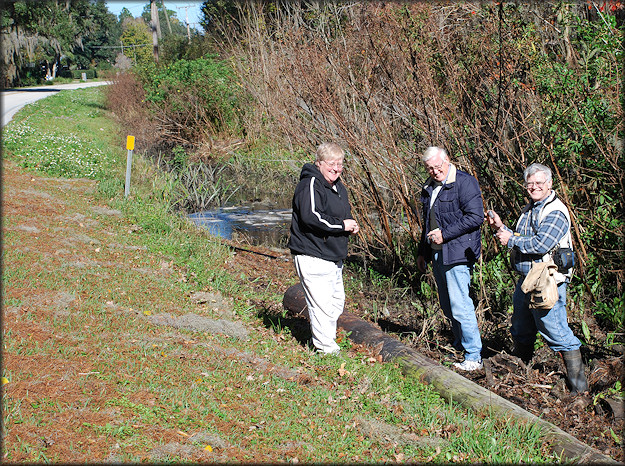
[{"x1": 189, "y1": 206, "x2": 292, "y2": 247}]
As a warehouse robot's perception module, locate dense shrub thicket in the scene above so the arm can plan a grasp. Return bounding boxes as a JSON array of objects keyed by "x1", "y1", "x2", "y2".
[
  {"x1": 136, "y1": 57, "x2": 247, "y2": 146},
  {"x1": 206, "y1": 1, "x2": 623, "y2": 336},
  {"x1": 107, "y1": 2, "x2": 623, "y2": 343}
]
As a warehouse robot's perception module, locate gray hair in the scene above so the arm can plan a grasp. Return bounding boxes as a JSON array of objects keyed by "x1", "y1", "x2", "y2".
[
  {"x1": 524, "y1": 163, "x2": 552, "y2": 182},
  {"x1": 421, "y1": 146, "x2": 449, "y2": 163},
  {"x1": 316, "y1": 142, "x2": 344, "y2": 162}
]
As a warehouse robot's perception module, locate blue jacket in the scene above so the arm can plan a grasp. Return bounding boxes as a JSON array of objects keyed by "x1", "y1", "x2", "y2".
[
  {"x1": 288, "y1": 163, "x2": 353, "y2": 262},
  {"x1": 418, "y1": 164, "x2": 484, "y2": 265}
]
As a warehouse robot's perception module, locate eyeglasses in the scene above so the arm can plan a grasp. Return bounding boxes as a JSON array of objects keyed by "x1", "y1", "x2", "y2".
[
  {"x1": 322, "y1": 160, "x2": 344, "y2": 170},
  {"x1": 425, "y1": 160, "x2": 446, "y2": 173},
  {"x1": 524, "y1": 180, "x2": 547, "y2": 188}
]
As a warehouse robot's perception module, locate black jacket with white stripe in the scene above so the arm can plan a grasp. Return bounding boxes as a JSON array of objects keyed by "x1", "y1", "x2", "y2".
[{"x1": 287, "y1": 163, "x2": 353, "y2": 262}]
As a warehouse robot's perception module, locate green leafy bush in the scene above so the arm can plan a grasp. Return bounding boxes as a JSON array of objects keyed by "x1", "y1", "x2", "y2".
[
  {"x1": 137, "y1": 56, "x2": 247, "y2": 144},
  {"x1": 527, "y1": 9, "x2": 624, "y2": 330}
]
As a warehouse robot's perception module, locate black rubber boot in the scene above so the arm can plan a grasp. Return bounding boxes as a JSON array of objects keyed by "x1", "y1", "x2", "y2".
[
  {"x1": 512, "y1": 341, "x2": 534, "y2": 364},
  {"x1": 561, "y1": 349, "x2": 589, "y2": 394}
]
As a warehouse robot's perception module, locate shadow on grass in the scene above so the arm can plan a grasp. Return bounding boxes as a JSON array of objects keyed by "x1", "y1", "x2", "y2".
[{"x1": 260, "y1": 312, "x2": 314, "y2": 351}]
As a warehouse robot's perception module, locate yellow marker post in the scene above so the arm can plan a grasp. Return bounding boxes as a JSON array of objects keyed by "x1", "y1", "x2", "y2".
[{"x1": 125, "y1": 136, "x2": 135, "y2": 197}]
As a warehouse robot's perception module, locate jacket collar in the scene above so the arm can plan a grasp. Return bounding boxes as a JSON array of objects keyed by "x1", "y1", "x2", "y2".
[
  {"x1": 522, "y1": 190, "x2": 556, "y2": 214},
  {"x1": 424, "y1": 163, "x2": 457, "y2": 190},
  {"x1": 533, "y1": 190, "x2": 556, "y2": 208}
]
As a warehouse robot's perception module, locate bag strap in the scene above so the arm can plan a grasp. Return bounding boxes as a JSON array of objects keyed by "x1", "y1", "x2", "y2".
[
  {"x1": 530, "y1": 192, "x2": 558, "y2": 235},
  {"x1": 530, "y1": 193, "x2": 572, "y2": 257}
]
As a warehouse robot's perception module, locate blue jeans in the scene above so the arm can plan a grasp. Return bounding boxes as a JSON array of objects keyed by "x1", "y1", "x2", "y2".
[
  {"x1": 432, "y1": 251, "x2": 482, "y2": 361},
  {"x1": 512, "y1": 279, "x2": 581, "y2": 352}
]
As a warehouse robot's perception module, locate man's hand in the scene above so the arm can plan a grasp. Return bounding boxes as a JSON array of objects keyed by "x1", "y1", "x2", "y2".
[
  {"x1": 486, "y1": 210, "x2": 512, "y2": 245},
  {"x1": 495, "y1": 228, "x2": 512, "y2": 246},
  {"x1": 486, "y1": 210, "x2": 504, "y2": 229},
  {"x1": 427, "y1": 228, "x2": 443, "y2": 245},
  {"x1": 343, "y1": 219, "x2": 360, "y2": 235}
]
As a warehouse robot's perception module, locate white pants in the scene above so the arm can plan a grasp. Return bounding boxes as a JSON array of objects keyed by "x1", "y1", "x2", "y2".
[{"x1": 293, "y1": 254, "x2": 345, "y2": 354}]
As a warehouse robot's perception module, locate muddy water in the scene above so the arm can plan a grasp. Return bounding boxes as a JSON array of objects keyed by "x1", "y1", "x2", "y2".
[{"x1": 189, "y1": 205, "x2": 292, "y2": 248}]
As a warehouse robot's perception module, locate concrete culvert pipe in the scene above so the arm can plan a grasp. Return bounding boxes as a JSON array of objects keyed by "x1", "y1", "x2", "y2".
[{"x1": 283, "y1": 283, "x2": 617, "y2": 464}]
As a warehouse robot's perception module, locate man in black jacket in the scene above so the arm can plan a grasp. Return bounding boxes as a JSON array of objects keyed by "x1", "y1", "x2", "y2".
[{"x1": 288, "y1": 143, "x2": 359, "y2": 354}]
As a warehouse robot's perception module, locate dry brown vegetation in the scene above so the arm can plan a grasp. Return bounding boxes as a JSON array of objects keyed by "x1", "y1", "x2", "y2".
[
  {"x1": 104, "y1": 71, "x2": 157, "y2": 153},
  {"x1": 200, "y1": 1, "x2": 623, "y2": 331}
]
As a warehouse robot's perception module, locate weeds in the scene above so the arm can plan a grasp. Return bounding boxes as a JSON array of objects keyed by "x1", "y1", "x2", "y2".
[
  {"x1": 166, "y1": 158, "x2": 240, "y2": 211},
  {"x1": 136, "y1": 57, "x2": 247, "y2": 146}
]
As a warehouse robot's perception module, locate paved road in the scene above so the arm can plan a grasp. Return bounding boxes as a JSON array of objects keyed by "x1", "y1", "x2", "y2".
[{"x1": 1, "y1": 81, "x2": 109, "y2": 127}]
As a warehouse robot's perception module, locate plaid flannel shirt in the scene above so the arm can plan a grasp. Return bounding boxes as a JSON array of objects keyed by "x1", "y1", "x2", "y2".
[{"x1": 504, "y1": 196, "x2": 569, "y2": 276}]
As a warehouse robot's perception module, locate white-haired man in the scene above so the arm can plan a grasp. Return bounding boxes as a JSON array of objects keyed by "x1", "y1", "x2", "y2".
[
  {"x1": 487, "y1": 163, "x2": 588, "y2": 394},
  {"x1": 417, "y1": 146, "x2": 485, "y2": 371}
]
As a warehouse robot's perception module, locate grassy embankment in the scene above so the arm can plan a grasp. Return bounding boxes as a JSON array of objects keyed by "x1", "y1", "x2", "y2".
[{"x1": 1, "y1": 86, "x2": 560, "y2": 462}]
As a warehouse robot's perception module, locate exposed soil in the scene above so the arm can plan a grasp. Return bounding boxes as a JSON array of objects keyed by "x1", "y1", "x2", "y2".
[{"x1": 226, "y1": 241, "x2": 625, "y2": 462}]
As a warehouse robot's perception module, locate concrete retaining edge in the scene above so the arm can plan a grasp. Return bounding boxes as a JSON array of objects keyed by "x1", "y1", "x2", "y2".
[{"x1": 283, "y1": 283, "x2": 617, "y2": 464}]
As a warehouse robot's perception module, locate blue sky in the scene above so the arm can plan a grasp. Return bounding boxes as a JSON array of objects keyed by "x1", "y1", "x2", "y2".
[{"x1": 105, "y1": 1, "x2": 203, "y2": 29}]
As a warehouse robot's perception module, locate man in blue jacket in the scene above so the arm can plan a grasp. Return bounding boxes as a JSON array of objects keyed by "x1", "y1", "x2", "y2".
[
  {"x1": 288, "y1": 143, "x2": 359, "y2": 354},
  {"x1": 417, "y1": 146, "x2": 484, "y2": 371}
]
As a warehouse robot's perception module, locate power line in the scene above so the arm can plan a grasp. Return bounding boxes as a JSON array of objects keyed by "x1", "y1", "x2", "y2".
[
  {"x1": 90, "y1": 44, "x2": 151, "y2": 49},
  {"x1": 176, "y1": 4, "x2": 196, "y2": 23}
]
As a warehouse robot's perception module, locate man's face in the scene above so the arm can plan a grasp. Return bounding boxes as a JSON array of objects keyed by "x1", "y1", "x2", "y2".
[
  {"x1": 424, "y1": 153, "x2": 450, "y2": 182},
  {"x1": 525, "y1": 172, "x2": 552, "y2": 202}
]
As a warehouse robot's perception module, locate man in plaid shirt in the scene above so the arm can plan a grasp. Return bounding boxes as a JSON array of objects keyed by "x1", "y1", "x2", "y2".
[{"x1": 487, "y1": 163, "x2": 589, "y2": 395}]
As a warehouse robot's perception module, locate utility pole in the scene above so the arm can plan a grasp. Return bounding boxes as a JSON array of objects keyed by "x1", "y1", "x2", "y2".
[
  {"x1": 150, "y1": 0, "x2": 160, "y2": 63},
  {"x1": 162, "y1": 0, "x2": 173, "y2": 34},
  {"x1": 177, "y1": 4, "x2": 194, "y2": 44}
]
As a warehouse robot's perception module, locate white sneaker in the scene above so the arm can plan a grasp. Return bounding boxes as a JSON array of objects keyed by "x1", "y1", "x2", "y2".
[
  {"x1": 315, "y1": 348, "x2": 340, "y2": 357},
  {"x1": 453, "y1": 359, "x2": 483, "y2": 371}
]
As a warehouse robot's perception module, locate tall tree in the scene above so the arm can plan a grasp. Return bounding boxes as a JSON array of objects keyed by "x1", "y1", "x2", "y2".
[
  {"x1": 1, "y1": 0, "x2": 122, "y2": 86},
  {"x1": 200, "y1": 0, "x2": 241, "y2": 40},
  {"x1": 73, "y1": 0, "x2": 121, "y2": 69},
  {"x1": 118, "y1": 7, "x2": 133, "y2": 23},
  {"x1": 119, "y1": 17, "x2": 152, "y2": 67}
]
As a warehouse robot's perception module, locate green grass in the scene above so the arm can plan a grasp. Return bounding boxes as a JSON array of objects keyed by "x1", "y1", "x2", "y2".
[
  {"x1": 0, "y1": 86, "x2": 561, "y2": 463},
  {"x1": 3, "y1": 89, "x2": 116, "y2": 179}
]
